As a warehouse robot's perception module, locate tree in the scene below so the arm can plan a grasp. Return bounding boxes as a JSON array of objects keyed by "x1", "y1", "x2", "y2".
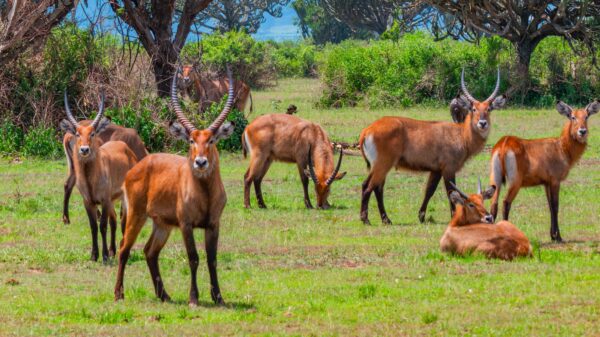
[
  {"x1": 109, "y1": 0, "x2": 213, "y2": 97},
  {"x1": 321, "y1": 0, "x2": 396, "y2": 35},
  {"x1": 292, "y1": 0, "x2": 371, "y2": 44},
  {"x1": 194, "y1": 0, "x2": 291, "y2": 34},
  {"x1": 423, "y1": 0, "x2": 600, "y2": 96},
  {"x1": 0, "y1": 0, "x2": 77, "y2": 67}
]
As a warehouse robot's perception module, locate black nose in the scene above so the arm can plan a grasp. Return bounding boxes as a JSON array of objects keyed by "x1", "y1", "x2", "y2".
[
  {"x1": 579, "y1": 129, "x2": 587, "y2": 135},
  {"x1": 80, "y1": 147, "x2": 90, "y2": 155},
  {"x1": 195, "y1": 158, "x2": 208, "y2": 168},
  {"x1": 484, "y1": 214, "x2": 494, "y2": 223},
  {"x1": 478, "y1": 120, "x2": 488, "y2": 128}
]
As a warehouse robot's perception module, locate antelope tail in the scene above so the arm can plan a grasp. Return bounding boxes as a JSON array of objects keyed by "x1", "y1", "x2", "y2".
[
  {"x1": 242, "y1": 131, "x2": 248, "y2": 159},
  {"x1": 358, "y1": 132, "x2": 371, "y2": 170}
]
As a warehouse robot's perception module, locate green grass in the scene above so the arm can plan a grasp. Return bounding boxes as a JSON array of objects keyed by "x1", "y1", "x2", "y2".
[{"x1": 1, "y1": 78, "x2": 599, "y2": 336}]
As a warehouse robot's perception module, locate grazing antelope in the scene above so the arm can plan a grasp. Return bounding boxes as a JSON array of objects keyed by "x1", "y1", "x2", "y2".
[
  {"x1": 114, "y1": 66, "x2": 236, "y2": 306},
  {"x1": 359, "y1": 68, "x2": 507, "y2": 225},
  {"x1": 59, "y1": 93, "x2": 138, "y2": 262},
  {"x1": 489, "y1": 100, "x2": 600, "y2": 242},
  {"x1": 241, "y1": 114, "x2": 346, "y2": 209},
  {"x1": 440, "y1": 180, "x2": 532, "y2": 260},
  {"x1": 62, "y1": 120, "x2": 147, "y2": 225},
  {"x1": 179, "y1": 64, "x2": 253, "y2": 114}
]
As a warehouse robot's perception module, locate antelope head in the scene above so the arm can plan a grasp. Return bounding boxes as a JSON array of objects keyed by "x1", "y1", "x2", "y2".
[
  {"x1": 449, "y1": 178, "x2": 496, "y2": 225},
  {"x1": 305, "y1": 145, "x2": 346, "y2": 209},
  {"x1": 178, "y1": 64, "x2": 199, "y2": 91},
  {"x1": 451, "y1": 68, "x2": 507, "y2": 137},
  {"x1": 170, "y1": 65, "x2": 235, "y2": 178},
  {"x1": 60, "y1": 92, "x2": 110, "y2": 161},
  {"x1": 556, "y1": 100, "x2": 600, "y2": 144}
]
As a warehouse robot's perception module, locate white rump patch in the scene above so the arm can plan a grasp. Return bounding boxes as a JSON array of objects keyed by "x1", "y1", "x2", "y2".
[
  {"x1": 505, "y1": 151, "x2": 518, "y2": 186},
  {"x1": 244, "y1": 131, "x2": 252, "y2": 156},
  {"x1": 491, "y1": 152, "x2": 503, "y2": 188},
  {"x1": 363, "y1": 135, "x2": 378, "y2": 166},
  {"x1": 122, "y1": 185, "x2": 129, "y2": 214}
]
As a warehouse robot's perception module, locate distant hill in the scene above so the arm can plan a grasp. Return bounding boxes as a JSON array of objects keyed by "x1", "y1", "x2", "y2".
[{"x1": 253, "y1": 5, "x2": 301, "y2": 41}]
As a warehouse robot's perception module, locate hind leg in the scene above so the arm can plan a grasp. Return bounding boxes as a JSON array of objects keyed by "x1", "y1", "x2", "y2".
[
  {"x1": 253, "y1": 159, "x2": 272, "y2": 209},
  {"x1": 361, "y1": 160, "x2": 393, "y2": 225},
  {"x1": 490, "y1": 182, "x2": 502, "y2": 221},
  {"x1": 502, "y1": 182, "x2": 521, "y2": 221},
  {"x1": 374, "y1": 179, "x2": 391, "y2": 225},
  {"x1": 297, "y1": 164, "x2": 313, "y2": 209},
  {"x1": 419, "y1": 171, "x2": 442, "y2": 223},
  {"x1": 244, "y1": 153, "x2": 270, "y2": 208},
  {"x1": 114, "y1": 209, "x2": 147, "y2": 301},
  {"x1": 83, "y1": 201, "x2": 99, "y2": 261},
  {"x1": 144, "y1": 223, "x2": 172, "y2": 301},
  {"x1": 108, "y1": 208, "x2": 118, "y2": 258}
]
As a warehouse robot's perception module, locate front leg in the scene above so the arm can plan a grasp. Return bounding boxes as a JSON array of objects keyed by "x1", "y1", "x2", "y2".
[
  {"x1": 99, "y1": 204, "x2": 110, "y2": 263},
  {"x1": 83, "y1": 202, "x2": 99, "y2": 261},
  {"x1": 419, "y1": 171, "x2": 442, "y2": 223},
  {"x1": 298, "y1": 166, "x2": 313, "y2": 209},
  {"x1": 546, "y1": 183, "x2": 562, "y2": 242},
  {"x1": 181, "y1": 225, "x2": 200, "y2": 307},
  {"x1": 205, "y1": 227, "x2": 224, "y2": 305}
]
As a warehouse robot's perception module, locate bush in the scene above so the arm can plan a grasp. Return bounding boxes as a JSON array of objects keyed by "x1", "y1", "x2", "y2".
[
  {"x1": 22, "y1": 126, "x2": 61, "y2": 158},
  {"x1": 0, "y1": 120, "x2": 24, "y2": 156},
  {"x1": 201, "y1": 96, "x2": 249, "y2": 152},
  {"x1": 268, "y1": 40, "x2": 317, "y2": 78}
]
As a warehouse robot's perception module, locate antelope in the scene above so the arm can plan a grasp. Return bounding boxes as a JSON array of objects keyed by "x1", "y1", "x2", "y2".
[
  {"x1": 489, "y1": 100, "x2": 600, "y2": 242},
  {"x1": 59, "y1": 93, "x2": 138, "y2": 262},
  {"x1": 358, "y1": 68, "x2": 506, "y2": 225},
  {"x1": 179, "y1": 64, "x2": 253, "y2": 114},
  {"x1": 440, "y1": 180, "x2": 532, "y2": 260},
  {"x1": 62, "y1": 120, "x2": 148, "y2": 224},
  {"x1": 114, "y1": 66, "x2": 236, "y2": 306},
  {"x1": 241, "y1": 114, "x2": 346, "y2": 209}
]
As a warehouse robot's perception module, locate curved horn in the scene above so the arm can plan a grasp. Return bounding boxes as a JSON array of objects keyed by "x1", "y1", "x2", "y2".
[
  {"x1": 485, "y1": 67, "x2": 501, "y2": 103},
  {"x1": 449, "y1": 181, "x2": 469, "y2": 200},
  {"x1": 208, "y1": 65, "x2": 234, "y2": 133},
  {"x1": 307, "y1": 146, "x2": 319, "y2": 185},
  {"x1": 91, "y1": 92, "x2": 105, "y2": 128},
  {"x1": 460, "y1": 68, "x2": 477, "y2": 103},
  {"x1": 325, "y1": 146, "x2": 343, "y2": 186},
  {"x1": 63, "y1": 91, "x2": 79, "y2": 127},
  {"x1": 477, "y1": 176, "x2": 482, "y2": 195},
  {"x1": 171, "y1": 65, "x2": 197, "y2": 132}
]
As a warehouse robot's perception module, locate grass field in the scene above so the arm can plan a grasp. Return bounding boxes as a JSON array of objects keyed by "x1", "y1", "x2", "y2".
[{"x1": 1, "y1": 78, "x2": 599, "y2": 336}]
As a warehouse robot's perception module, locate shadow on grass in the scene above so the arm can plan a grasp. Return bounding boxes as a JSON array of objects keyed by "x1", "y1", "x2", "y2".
[{"x1": 164, "y1": 299, "x2": 255, "y2": 311}]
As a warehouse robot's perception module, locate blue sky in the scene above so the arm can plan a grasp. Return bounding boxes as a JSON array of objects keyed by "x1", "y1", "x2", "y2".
[{"x1": 78, "y1": 1, "x2": 302, "y2": 41}]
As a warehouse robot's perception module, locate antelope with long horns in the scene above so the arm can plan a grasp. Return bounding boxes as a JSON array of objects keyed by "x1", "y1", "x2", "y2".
[
  {"x1": 241, "y1": 114, "x2": 346, "y2": 209},
  {"x1": 359, "y1": 68, "x2": 507, "y2": 225},
  {"x1": 59, "y1": 93, "x2": 138, "y2": 262},
  {"x1": 440, "y1": 180, "x2": 532, "y2": 260},
  {"x1": 114, "y1": 66, "x2": 236, "y2": 306},
  {"x1": 489, "y1": 100, "x2": 600, "y2": 242},
  {"x1": 62, "y1": 120, "x2": 147, "y2": 225}
]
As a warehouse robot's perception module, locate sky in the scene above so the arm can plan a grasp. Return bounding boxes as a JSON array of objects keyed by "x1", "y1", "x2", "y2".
[{"x1": 77, "y1": 1, "x2": 302, "y2": 42}]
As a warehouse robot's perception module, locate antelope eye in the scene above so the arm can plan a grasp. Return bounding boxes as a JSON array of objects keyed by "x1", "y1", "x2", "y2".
[
  {"x1": 571, "y1": 116, "x2": 576, "y2": 121},
  {"x1": 467, "y1": 203, "x2": 474, "y2": 208},
  {"x1": 189, "y1": 139, "x2": 194, "y2": 144},
  {"x1": 90, "y1": 132, "x2": 95, "y2": 137}
]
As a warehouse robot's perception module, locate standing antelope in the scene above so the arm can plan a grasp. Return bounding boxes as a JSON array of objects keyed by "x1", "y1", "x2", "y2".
[
  {"x1": 489, "y1": 100, "x2": 600, "y2": 242},
  {"x1": 62, "y1": 120, "x2": 148, "y2": 225},
  {"x1": 440, "y1": 180, "x2": 532, "y2": 260},
  {"x1": 59, "y1": 93, "x2": 138, "y2": 262},
  {"x1": 179, "y1": 64, "x2": 253, "y2": 114},
  {"x1": 241, "y1": 114, "x2": 346, "y2": 209},
  {"x1": 114, "y1": 66, "x2": 236, "y2": 306},
  {"x1": 359, "y1": 68, "x2": 506, "y2": 225}
]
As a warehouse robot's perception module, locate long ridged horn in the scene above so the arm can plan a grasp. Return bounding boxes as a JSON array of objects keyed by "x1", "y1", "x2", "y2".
[
  {"x1": 307, "y1": 146, "x2": 319, "y2": 185},
  {"x1": 171, "y1": 65, "x2": 197, "y2": 132},
  {"x1": 460, "y1": 68, "x2": 477, "y2": 103},
  {"x1": 485, "y1": 67, "x2": 501, "y2": 103},
  {"x1": 91, "y1": 92, "x2": 105, "y2": 128},
  {"x1": 477, "y1": 176, "x2": 482, "y2": 195},
  {"x1": 449, "y1": 181, "x2": 469, "y2": 199},
  {"x1": 208, "y1": 65, "x2": 234, "y2": 133},
  {"x1": 325, "y1": 146, "x2": 343, "y2": 186},
  {"x1": 64, "y1": 91, "x2": 79, "y2": 127}
]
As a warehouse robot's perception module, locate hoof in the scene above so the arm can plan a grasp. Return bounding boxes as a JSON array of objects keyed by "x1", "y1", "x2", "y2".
[
  {"x1": 189, "y1": 298, "x2": 199, "y2": 308},
  {"x1": 258, "y1": 204, "x2": 267, "y2": 209},
  {"x1": 62, "y1": 215, "x2": 70, "y2": 225},
  {"x1": 114, "y1": 289, "x2": 124, "y2": 301},
  {"x1": 382, "y1": 217, "x2": 392, "y2": 225},
  {"x1": 90, "y1": 252, "x2": 99, "y2": 262},
  {"x1": 160, "y1": 293, "x2": 172, "y2": 303},
  {"x1": 211, "y1": 290, "x2": 224, "y2": 305},
  {"x1": 361, "y1": 218, "x2": 371, "y2": 226},
  {"x1": 418, "y1": 211, "x2": 426, "y2": 224}
]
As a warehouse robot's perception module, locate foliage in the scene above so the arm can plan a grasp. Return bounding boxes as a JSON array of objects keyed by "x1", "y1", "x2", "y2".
[
  {"x1": 0, "y1": 119, "x2": 24, "y2": 155},
  {"x1": 267, "y1": 40, "x2": 317, "y2": 78},
  {"x1": 201, "y1": 95, "x2": 249, "y2": 152},
  {"x1": 21, "y1": 125, "x2": 61, "y2": 158}
]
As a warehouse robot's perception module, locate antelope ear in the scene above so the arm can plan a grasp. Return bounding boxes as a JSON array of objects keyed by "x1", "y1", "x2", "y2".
[
  {"x1": 169, "y1": 122, "x2": 189, "y2": 141},
  {"x1": 450, "y1": 95, "x2": 470, "y2": 123},
  {"x1": 449, "y1": 191, "x2": 465, "y2": 205},
  {"x1": 95, "y1": 117, "x2": 111, "y2": 134},
  {"x1": 491, "y1": 95, "x2": 507, "y2": 110},
  {"x1": 334, "y1": 171, "x2": 347, "y2": 180},
  {"x1": 482, "y1": 185, "x2": 496, "y2": 200},
  {"x1": 556, "y1": 101, "x2": 573, "y2": 118},
  {"x1": 213, "y1": 122, "x2": 235, "y2": 142},
  {"x1": 59, "y1": 119, "x2": 76, "y2": 135},
  {"x1": 585, "y1": 100, "x2": 600, "y2": 116}
]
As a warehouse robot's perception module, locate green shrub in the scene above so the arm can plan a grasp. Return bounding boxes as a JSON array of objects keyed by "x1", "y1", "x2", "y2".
[
  {"x1": 0, "y1": 120, "x2": 24, "y2": 155},
  {"x1": 22, "y1": 126, "x2": 61, "y2": 158},
  {"x1": 202, "y1": 96, "x2": 249, "y2": 152},
  {"x1": 268, "y1": 40, "x2": 317, "y2": 78}
]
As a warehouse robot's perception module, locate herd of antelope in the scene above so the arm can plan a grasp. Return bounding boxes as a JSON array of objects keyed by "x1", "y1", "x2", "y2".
[{"x1": 59, "y1": 64, "x2": 598, "y2": 306}]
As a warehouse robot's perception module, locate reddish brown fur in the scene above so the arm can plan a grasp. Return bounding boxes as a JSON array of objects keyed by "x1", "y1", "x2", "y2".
[
  {"x1": 358, "y1": 94, "x2": 505, "y2": 225},
  {"x1": 440, "y1": 187, "x2": 532, "y2": 260},
  {"x1": 242, "y1": 114, "x2": 345, "y2": 209},
  {"x1": 179, "y1": 65, "x2": 252, "y2": 113},
  {"x1": 60, "y1": 120, "x2": 138, "y2": 262},
  {"x1": 62, "y1": 119, "x2": 148, "y2": 224},
  {"x1": 489, "y1": 101, "x2": 599, "y2": 241}
]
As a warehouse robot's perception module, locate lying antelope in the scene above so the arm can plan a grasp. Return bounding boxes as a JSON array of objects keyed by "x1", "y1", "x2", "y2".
[
  {"x1": 440, "y1": 180, "x2": 532, "y2": 260},
  {"x1": 179, "y1": 64, "x2": 253, "y2": 114},
  {"x1": 114, "y1": 66, "x2": 236, "y2": 306},
  {"x1": 59, "y1": 93, "x2": 138, "y2": 262},
  {"x1": 359, "y1": 68, "x2": 506, "y2": 225},
  {"x1": 489, "y1": 100, "x2": 600, "y2": 242},
  {"x1": 242, "y1": 114, "x2": 346, "y2": 209},
  {"x1": 62, "y1": 120, "x2": 147, "y2": 225}
]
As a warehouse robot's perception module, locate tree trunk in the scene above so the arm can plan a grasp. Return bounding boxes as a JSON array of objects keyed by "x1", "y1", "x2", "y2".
[
  {"x1": 507, "y1": 39, "x2": 539, "y2": 99},
  {"x1": 151, "y1": 41, "x2": 179, "y2": 97}
]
